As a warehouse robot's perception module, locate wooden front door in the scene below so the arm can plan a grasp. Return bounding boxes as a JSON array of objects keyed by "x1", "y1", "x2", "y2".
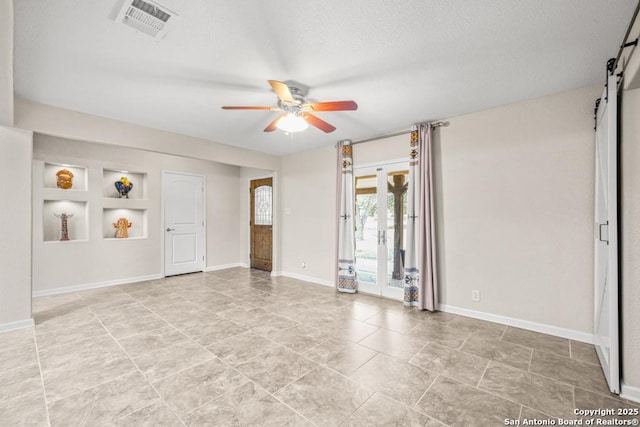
[{"x1": 250, "y1": 177, "x2": 273, "y2": 271}]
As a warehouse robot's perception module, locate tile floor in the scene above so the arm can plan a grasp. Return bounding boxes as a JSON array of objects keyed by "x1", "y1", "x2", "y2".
[{"x1": 1, "y1": 268, "x2": 638, "y2": 426}]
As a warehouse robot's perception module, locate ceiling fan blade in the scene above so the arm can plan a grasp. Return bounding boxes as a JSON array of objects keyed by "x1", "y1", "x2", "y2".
[
  {"x1": 221, "y1": 106, "x2": 280, "y2": 111},
  {"x1": 303, "y1": 113, "x2": 336, "y2": 133},
  {"x1": 264, "y1": 114, "x2": 285, "y2": 132},
  {"x1": 268, "y1": 80, "x2": 294, "y2": 103},
  {"x1": 304, "y1": 100, "x2": 358, "y2": 112}
]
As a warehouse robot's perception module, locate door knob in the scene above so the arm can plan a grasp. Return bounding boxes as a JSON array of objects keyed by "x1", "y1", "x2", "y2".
[{"x1": 166, "y1": 228, "x2": 175, "y2": 232}]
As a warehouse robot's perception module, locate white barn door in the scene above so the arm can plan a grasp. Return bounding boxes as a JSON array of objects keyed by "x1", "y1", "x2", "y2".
[
  {"x1": 163, "y1": 172, "x2": 205, "y2": 276},
  {"x1": 594, "y1": 74, "x2": 619, "y2": 394}
]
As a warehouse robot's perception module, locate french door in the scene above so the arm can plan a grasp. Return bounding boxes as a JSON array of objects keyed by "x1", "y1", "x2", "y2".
[
  {"x1": 354, "y1": 162, "x2": 408, "y2": 300},
  {"x1": 593, "y1": 74, "x2": 619, "y2": 394}
]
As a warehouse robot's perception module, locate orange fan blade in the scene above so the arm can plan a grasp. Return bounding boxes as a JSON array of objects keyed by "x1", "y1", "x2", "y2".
[
  {"x1": 264, "y1": 114, "x2": 285, "y2": 132},
  {"x1": 222, "y1": 106, "x2": 280, "y2": 111},
  {"x1": 268, "y1": 80, "x2": 294, "y2": 103},
  {"x1": 303, "y1": 113, "x2": 336, "y2": 133},
  {"x1": 305, "y1": 100, "x2": 358, "y2": 112}
]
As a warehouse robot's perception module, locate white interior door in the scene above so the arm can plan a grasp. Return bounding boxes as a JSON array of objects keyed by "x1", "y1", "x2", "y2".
[
  {"x1": 594, "y1": 74, "x2": 619, "y2": 394},
  {"x1": 355, "y1": 163, "x2": 408, "y2": 300},
  {"x1": 163, "y1": 172, "x2": 205, "y2": 276}
]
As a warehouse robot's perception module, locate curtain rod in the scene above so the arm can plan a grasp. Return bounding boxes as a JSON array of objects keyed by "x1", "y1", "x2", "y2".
[{"x1": 345, "y1": 121, "x2": 449, "y2": 146}]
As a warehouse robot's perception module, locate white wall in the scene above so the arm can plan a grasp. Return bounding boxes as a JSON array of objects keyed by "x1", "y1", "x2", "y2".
[
  {"x1": 0, "y1": 126, "x2": 33, "y2": 329},
  {"x1": 280, "y1": 145, "x2": 336, "y2": 285},
  {"x1": 32, "y1": 134, "x2": 243, "y2": 293},
  {"x1": 0, "y1": 0, "x2": 13, "y2": 126},
  {"x1": 281, "y1": 85, "x2": 599, "y2": 335},
  {"x1": 15, "y1": 98, "x2": 280, "y2": 171},
  {"x1": 621, "y1": 87, "x2": 640, "y2": 391}
]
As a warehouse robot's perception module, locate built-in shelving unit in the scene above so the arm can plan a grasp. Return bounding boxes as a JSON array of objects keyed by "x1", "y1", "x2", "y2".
[{"x1": 34, "y1": 160, "x2": 150, "y2": 243}]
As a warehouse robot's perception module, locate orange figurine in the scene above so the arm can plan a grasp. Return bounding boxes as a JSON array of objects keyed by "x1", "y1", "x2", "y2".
[{"x1": 113, "y1": 217, "x2": 132, "y2": 238}]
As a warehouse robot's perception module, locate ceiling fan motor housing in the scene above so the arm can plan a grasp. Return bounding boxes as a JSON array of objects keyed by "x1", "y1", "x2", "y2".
[{"x1": 277, "y1": 86, "x2": 306, "y2": 116}]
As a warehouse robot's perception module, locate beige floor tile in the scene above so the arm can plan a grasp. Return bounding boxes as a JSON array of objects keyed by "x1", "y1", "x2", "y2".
[
  {"x1": 0, "y1": 334, "x2": 37, "y2": 374},
  {"x1": 460, "y1": 333, "x2": 532, "y2": 370},
  {"x1": 43, "y1": 351, "x2": 137, "y2": 402},
  {"x1": 333, "y1": 301, "x2": 382, "y2": 322},
  {"x1": 103, "y1": 314, "x2": 169, "y2": 340},
  {"x1": 207, "y1": 332, "x2": 280, "y2": 367},
  {"x1": 502, "y1": 326, "x2": 570, "y2": 357},
  {"x1": 112, "y1": 401, "x2": 183, "y2": 426},
  {"x1": 0, "y1": 390, "x2": 48, "y2": 426},
  {"x1": 91, "y1": 302, "x2": 154, "y2": 326},
  {"x1": 304, "y1": 338, "x2": 378, "y2": 376},
  {"x1": 35, "y1": 313, "x2": 109, "y2": 351},
  {"x1": 48, "y1": 372, "x2": 160, "y2": 427},
  {"x1": 320, "y1": 319, "x2": 380, "y2": 342},
  {"x1": 410, "y1": 342, "x2": 490, "y2": 386},
  {"x1": 447, "y1": 316, "x2": 506, "y2": 338},
  {"x1": 0, "y1": 363, "x2": 42, "y2": 403},
  {"x1": 153, "y1": 358, "x2": 249, "y2": 417},
  {"x1": 178, "y1": 312, "x2": 247, "y2": 346},
  {"x1": 38, "y1": 334, "x2": 122, "y2": 372},
  {"x1": 119, "y1": 326, "x2": 214, "y2": 381},
  {"x1": 364, "y1": 310, "x2": 422, "y2": 333},
  {"x1": 248, "y1": 313, "x2": 300, "y2": 336},
  {"x1": 359, "y1": 328, "x2": 425, "y2": 361},
  {"x1": 343, "y1": 393, "x2": 443, "y2": 426},
  {"x1": 406, "y1": 321, "x2": 472, "y2": 349},
  {"x1": 276, "y1": 366, "x2": 374, "y2": 426},
  {"x1": 529, "y1": 350, "x2": 610, "y2": 394},
  {"x1": 478, "y1": 361, "x2": 574, "y2": 417},
  {"x1": 265, "y1": 324, "x2": 332, "y2": 353},
  {"x1": 351, "y1": 353, "x2": 437, "y2": 405},
  {"x1": 186, "y1": 381, "x2": 310, "y2": 426},
  {"x1": 570, "y1": 340, "x2": 600, "y2": 365},
  {"x1": 415, "y1": 376, "x2": 521, "y2": 427},
  {"x1": 235, "y1": 346, "x2": 318, "y2": 393}
]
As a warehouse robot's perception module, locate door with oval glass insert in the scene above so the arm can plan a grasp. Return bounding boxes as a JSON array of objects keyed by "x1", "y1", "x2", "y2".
[
  {"x1": 355, "y1": 163, "x2": 408, "y2": 300},
  {"x1": 250, "y1": 177, "x2": 273, "y2": 271}
]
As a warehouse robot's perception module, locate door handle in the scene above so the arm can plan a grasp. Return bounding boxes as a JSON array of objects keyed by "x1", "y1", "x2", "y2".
[
  {"x1": 166, "y1": 228, "x2": 175, "y2": 232},
  {"x1": 381, "y1": 230, "x2": 386, "y2": 245},
  {"x1": 377, "y1": 230, "x2": 381, "y2": 245},
  {"x1": 598, "y1": 221, "x2": 609, "y2": 245}
]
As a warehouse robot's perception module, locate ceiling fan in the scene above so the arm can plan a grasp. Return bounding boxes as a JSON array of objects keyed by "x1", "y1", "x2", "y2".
[{"x1": 221, "y1": 80, "x2": 358, "y2": 133}]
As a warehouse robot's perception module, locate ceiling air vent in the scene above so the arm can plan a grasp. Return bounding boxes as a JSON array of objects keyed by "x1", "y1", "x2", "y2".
[{"x1": 115, "y1": 0, "x2": 177, "y2": 39}]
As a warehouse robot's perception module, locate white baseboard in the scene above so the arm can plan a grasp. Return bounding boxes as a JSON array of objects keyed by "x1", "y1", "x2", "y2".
[
  {"x1": 32, "y1": 274, "x2": 163, "y2": 298},
  {"x1": 0, "y1": 318, "x2": 35, "y2": 333},
  {"x1": 621, "y1": 382, "x2": 640, "y2": 403},
  {"x1": 204, "y1": 263, "x2": 246, "y2": 272},
  {"x1": 278, "y1": 271, "x2": 334, "y2": 288},
  {"x1": 440, "y1": 304, "x2": 594, "y2": 344}
]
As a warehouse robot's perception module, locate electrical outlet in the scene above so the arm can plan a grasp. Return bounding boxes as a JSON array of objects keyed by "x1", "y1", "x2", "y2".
[
  {"x1": 471, "y1": 290, "x2": 481, "y2": 302},
  {"x1": 301, "y1": 262, "x2": 307, "y2": 270}
]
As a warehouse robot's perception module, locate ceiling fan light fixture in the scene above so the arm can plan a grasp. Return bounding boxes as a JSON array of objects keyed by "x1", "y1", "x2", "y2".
[{"x1": 276, "y1": 113, "x2": 308, "y2": 133}]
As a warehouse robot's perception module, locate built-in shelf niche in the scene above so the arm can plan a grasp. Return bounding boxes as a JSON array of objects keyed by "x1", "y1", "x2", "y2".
[
  {"x1": 102, "y1": 169, "x2": 146, "y2": 199},
  {"x1": 43, "y1": 200, "x2": 88, "y2": 242},
  {"x1": 43, "y1": 162, "x2": 88, "y2": 191},
  {"x1": 103, "y1": 208, "x2": 148, "y2": 239}
]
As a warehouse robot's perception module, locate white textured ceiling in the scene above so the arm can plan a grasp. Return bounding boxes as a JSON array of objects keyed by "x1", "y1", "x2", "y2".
[{"x1": 13, "y1": 0, "x2": 637, "y2": 156}]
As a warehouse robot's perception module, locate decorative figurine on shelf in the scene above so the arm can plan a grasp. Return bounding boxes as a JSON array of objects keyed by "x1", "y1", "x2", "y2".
[
  {"x1": 114, "y1": 176, "x2": 133, "y2": 198},
  {"x1": 113, "y1": 217, "x2": 132, "y2": 238},
  {"x1": 56, "y1": 169, "x2": 74, "y2": 189},
  {"x1": 54, "y1": 212, "x2": 74, "y2": 241}
]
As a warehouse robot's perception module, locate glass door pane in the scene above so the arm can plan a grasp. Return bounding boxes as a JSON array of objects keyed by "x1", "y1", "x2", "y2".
[
  {"x1": 386, "y1": 170, "x2": 409, "y2": 295},
  {"x1": 355, "y1": 173, "x2": 378, "y2": 288}
]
